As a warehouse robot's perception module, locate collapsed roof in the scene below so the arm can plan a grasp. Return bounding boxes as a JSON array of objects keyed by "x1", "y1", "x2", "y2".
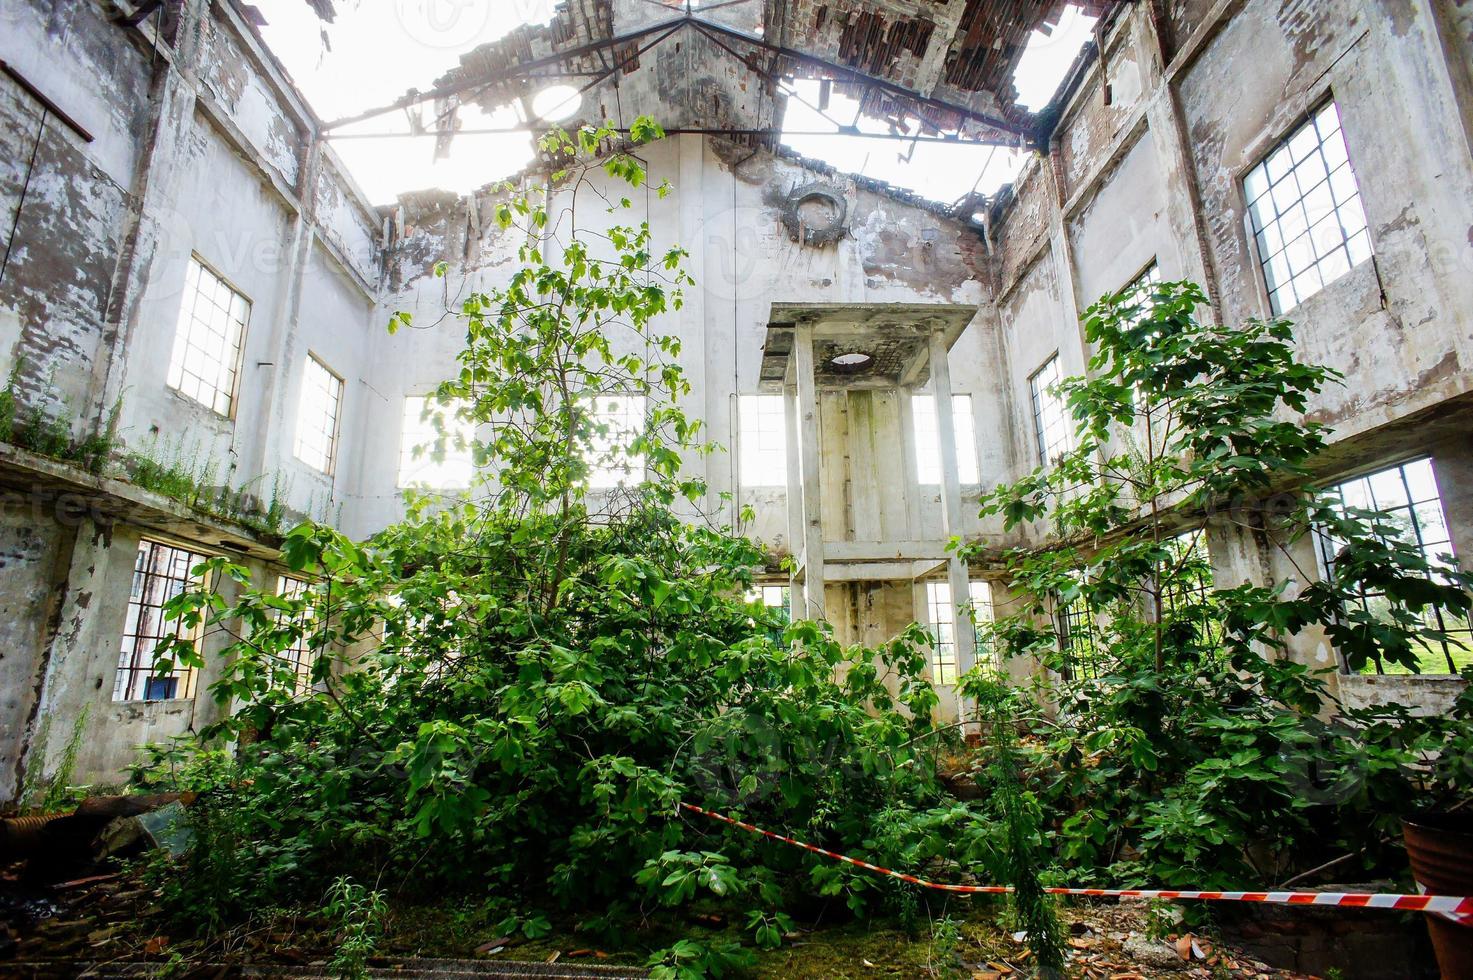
[{"x1": 324, "y1": 0, "x2": 1122, "y2": 167}]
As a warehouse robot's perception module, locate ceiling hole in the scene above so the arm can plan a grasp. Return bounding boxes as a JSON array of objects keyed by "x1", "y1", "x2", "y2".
[{"x1": 829, "y1": 352, "x2": 874, "y2": 372}]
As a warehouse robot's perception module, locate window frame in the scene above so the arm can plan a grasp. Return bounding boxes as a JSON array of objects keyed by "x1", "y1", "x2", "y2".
[
  {"x1": 1241, "y1": 97, "x2": 1372, "y2": 316},
  {"x1": 586, "y1": 393, "x2": 648, "y2": 490},
  {"x1": 114, "y1": 537, "x2": 213, "y2": 703},
  {"x1": 293, "y1": 353, "x2": 345, "y2": 476},
  {"x1": 398, "y1": 393, "x2": 477, "y2": 489},
  {"x1": 738, "y1": 393, "x2": 788, "y2": 488},
  {"x1": 924, "y1": 580, "x2": 960, "y2": 686},
  {"x1": 912, "y1": 392, "x2": 980, "y2": 486},
  {"x1": 1028, "y1": 355, "x2": 1071, "y2": 469},
  {"x1": 166, "y1": 255, "x2": 251, "y2": 419},
  {"x1": 1053, "y1": 583, "x2": 1102, "y2": 682},
  {"x1": 968, "y1": 580, "x2": 995, "y2": 666},
  {"x1": 1312, "y1": 457, "x2": 1472, "y2": 676},
  {"x1": 275, "y1": 575, "x2": 317, "y2": 695}
]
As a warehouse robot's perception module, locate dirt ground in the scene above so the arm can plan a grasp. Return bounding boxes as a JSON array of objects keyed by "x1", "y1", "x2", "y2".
[{"x1": 2, "y1": 866, "x2": 1333, "y2": 979}]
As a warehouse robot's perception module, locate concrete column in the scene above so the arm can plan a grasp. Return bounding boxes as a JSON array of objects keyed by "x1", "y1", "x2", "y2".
[
  {"x1": 783, "y1": 383, "x2": 804, "y2": 606},
  {"x1": 928, "y1": 331, "x2": 978, "y2": 692},
  {"x1": 1432, "y1": 438, "x2": 1473, "y2": 573},
  {"x1": 793, "y1": 324, "x2": 825, "y2": 620}
]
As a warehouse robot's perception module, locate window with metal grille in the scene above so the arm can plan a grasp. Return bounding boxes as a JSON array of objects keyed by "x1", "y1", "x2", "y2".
[
  {"x1": 399, "y1": 395, "x2": 476, "y2": 488},
  {"x1": 1055, "y1": 590, "x2": 1102, "y2": 681},
  {"x1": 913, "y1": 394, "x2": 980, "y2": 485},
  {"x1": 276, "y1": 576, "x2": 315, "y2": 695},
  {"x1": 925, "y1": 581, "x2": 959, "y2": 685},
  {"x1": 1158, "y1": 529, "x2": 1222, "y2": 647},
  {"x1": 1245, "y1": 100, "x2": 1371, "y2": 315},
  {"x1": 587, "y1": 394, "x2": 646, "y2": 488},
  {"x1": 167, "y1": 257, "x2": 249, "y2": 416},
  {"x1": 294, "y1": 355, "x2": 344, "y2": 474},
  {"x1": 114, "y1": 539, "x2": 211, "y2": 702},
  {"x1": 1315, "y1": 459, "x2": 1472, "y2": 675},
  {"x1": 739, "y1": 394, "x2": 787, "y2": 487},
  {"x1": 1029, "y1": 356, "x2": 1071, "y2": 468}
]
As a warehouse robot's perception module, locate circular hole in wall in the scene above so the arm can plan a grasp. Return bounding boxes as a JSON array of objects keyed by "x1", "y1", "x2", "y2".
[
  {"x1": 532, "y1": 85, "x2": 582, "y2": 122},
  {"x1": 829, "y1": 352, "x2": 874, "y2": 373},
  {"x1": 796, "y1": 193, "x2": 842, "y2": 229}
]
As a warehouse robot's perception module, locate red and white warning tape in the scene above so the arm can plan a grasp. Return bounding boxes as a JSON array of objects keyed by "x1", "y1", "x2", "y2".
[{"x1": 678, "y1": 802, "x2": 1473, "y2": 922}]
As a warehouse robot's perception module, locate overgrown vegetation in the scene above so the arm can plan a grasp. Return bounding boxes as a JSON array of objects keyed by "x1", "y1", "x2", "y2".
[
  {"x1": 123, "y1": 435, "x2": 289, "y2": 536},
  {"x1": 0, "y1": 358, "x2": 118, "y2": 473},
  {"x1": 137, "y1": 120, "x2": 1033, "y2": 974},
  {"x1": 129, "y1": 125, "x2": 1473, "y2": 977},
  {"x1": 960, "y1": 278, "x2": 1473, "y2": 892},
  {"x1": 17, "y1": 704, "x2": 91, "y2": 815}
]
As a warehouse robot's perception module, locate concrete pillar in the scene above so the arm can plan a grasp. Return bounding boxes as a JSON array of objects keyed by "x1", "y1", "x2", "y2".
[
  {"x1": 1432, "y1": 438, "x2": 1473, "y2": 573},
  {"x1": 929, "y1": 331, "x2": 978, "y2": 705},
  {"x1": 793, "y1": 324, "x2": 825, "y2": 620},
  {"x1": 783, "y1": 383, "x2": 803, "y2": 605}
]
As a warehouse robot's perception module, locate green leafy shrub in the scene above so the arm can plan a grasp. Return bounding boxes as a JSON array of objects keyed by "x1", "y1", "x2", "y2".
[
  {"x1": 139, "y1": 120, "x2": 998, "y2": 972},
  {"x1": 963, "y1": 279, "x2": 1473, "y2": 890}
]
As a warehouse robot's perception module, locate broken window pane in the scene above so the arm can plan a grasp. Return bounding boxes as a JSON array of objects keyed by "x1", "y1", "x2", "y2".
[{"x1": 1315, "y1": 458, "x2": 1473, "y2": 675}]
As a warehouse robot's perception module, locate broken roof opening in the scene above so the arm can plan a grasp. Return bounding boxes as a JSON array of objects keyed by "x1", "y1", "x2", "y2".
[
  {"x1": 777, "y1": 78, "x2": 1025, "y2": 205},
  {"x1": 1011, "y1": 4, "x2": 1100, "y2": 111},
  {"x1": 251, "y1": 0, "x2": 1119, "y2": 207}
]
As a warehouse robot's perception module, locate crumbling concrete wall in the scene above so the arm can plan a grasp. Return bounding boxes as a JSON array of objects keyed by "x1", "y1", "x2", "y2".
[
  {"x1": 987, "y1": 0, "x2": 1473, "y2": 701},
  {"x1": 0, "y1": 499, "x2": 75, "y2": 802},
  {"x1": 0, "y1": 0, "x2": 386, "y2": 799}
]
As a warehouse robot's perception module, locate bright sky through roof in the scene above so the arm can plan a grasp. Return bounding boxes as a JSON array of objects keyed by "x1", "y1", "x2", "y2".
[
  {"x1": 253, "y1": 0, "x2": 559, "y2": 202},
  {"x1": 1012, "y1": 5, "x2": 1099, "y2": 110},
  {"x1": 252, "y1": 0, "x2": 1095, "y2": 206},
  {"x1": 779, "y1": 81, "x2": 1025, "y2": 204}
]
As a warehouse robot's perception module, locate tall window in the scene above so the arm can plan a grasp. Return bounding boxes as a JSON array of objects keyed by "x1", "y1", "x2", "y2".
[
  {"x1": 1245, "y1": 100, "x2": 1370, "y2": 314},
  {"x1": 1315, "y1": 459, "x2": 1472, "y2": 675},
  {"x1": 1123, "y1": 262, "x2": 1162, "y2": 325},
  {"x1": 276, "y1": 576, "x2": 315, "y2": 694},
  {"x1": 399, "y1": 395, "x2": 476, "y2": 488},
  {"x1": 739, "y1": 394, "x2": 787, "y2": 487},
  {"x1": 294, "y1": 356, "x2": 344, "y2": 474},
  {"x1": 1029, "y1": 356, "x2": 1071, "y2": 468},
  {"x1": 114, "y1": 539, "x2": 211, "y2": 702},
  {"x1": 587, "y1": 394, "x2": 646, "y2": 488},
  {"x1": 925, "y1": 581, "x2": 959, "y2": 685},
  {"x1": 968, "y1": 580, "x2": 994, "y2": 663},
  {"x1": 167, "y1": 257, "x2": 249, "y2": 416},
  {"x1": 913, "y1": 394, "x2": 979, "y2": 485}
]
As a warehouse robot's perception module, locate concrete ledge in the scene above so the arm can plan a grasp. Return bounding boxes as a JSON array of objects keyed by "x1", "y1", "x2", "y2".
[{"x1": 0, "y1": 443, "x2": 283, "y2": 561}]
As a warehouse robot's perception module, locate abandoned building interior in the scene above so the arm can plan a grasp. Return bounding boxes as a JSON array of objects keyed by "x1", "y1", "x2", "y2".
[{"x1": 1, "y1": 0, "x2": 1471, "y2": 819}]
